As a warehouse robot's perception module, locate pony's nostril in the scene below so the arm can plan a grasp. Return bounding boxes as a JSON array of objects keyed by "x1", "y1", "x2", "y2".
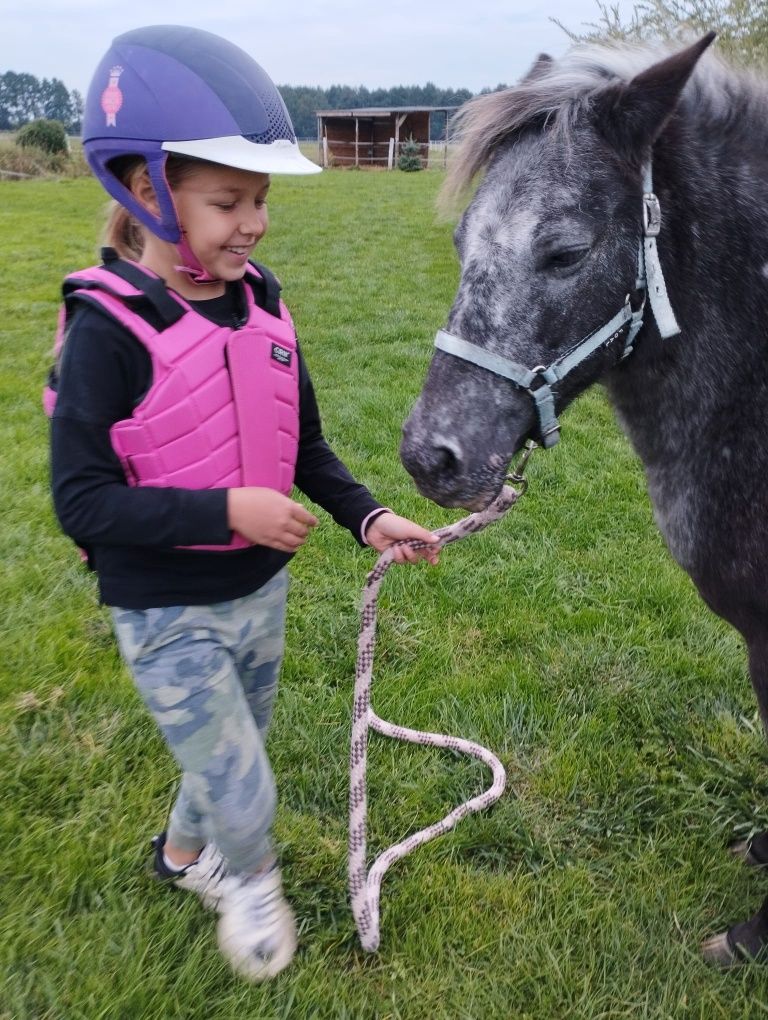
[
  {"x1": 433, "y1": 443, "x2": 459, "y2": 476},
  {"x1": 400, "y1": 429, "x2": 464, "y2": 485},
  {"x1": 428, "y1": 435, "x2": 464, "y2": 479}
]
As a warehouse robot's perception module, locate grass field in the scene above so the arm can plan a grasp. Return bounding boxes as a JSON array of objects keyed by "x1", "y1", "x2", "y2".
[{"x1": 2, "y1": 170, "x2": 768, "y2": 1018}]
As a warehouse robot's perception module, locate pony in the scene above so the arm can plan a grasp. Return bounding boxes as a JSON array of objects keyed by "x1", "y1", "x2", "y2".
[{"x1": 400, "y1": 33, "x2": 768, "y2": 967}]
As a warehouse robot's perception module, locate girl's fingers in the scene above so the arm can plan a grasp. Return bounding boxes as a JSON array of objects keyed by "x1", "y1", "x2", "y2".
[
  {"x1": 292, "y1": 505, "x2": 319, "y2": 527},
  {"x1": 390, "y1": 543, "x2": 438, "y2": 565}
]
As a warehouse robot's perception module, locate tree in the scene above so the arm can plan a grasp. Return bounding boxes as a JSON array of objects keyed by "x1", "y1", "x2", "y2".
[
  {"x1": 69, "y1": 90, "x2": 84, "y2": 135},
  {"x1": 558, "y1": 0, "x2": 768, "y2": 66},
  {"x1": 0, "y1": 71, "x2": 41, "y2": 127},
  {"x1": 41, "y1": 77, "x2": 75, "y2": 125},
  {"x1": 398, "y1": 135, "x2": 423, "y2": 171}
]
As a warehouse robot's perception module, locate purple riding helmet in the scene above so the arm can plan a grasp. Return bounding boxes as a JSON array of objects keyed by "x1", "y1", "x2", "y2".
[{"x1": 83, "y1": 25, "x2": 320, "y2": 282}]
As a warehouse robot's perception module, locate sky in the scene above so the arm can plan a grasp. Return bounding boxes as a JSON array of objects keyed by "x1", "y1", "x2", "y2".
[{"x1": 3, "y1": 0, "x2": 636, "y2": 100}]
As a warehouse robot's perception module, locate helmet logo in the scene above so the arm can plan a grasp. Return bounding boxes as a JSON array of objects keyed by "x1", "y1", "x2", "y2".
[{"x1": 101, "y1": 66, "x2": 124, "y2": 127}]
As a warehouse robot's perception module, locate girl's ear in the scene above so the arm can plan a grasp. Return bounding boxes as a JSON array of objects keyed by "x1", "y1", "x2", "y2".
[
  {"x1": 130, "y1": 167, "x2": 161, "y2": 218},
  {"x1": 591, "y1": 32, "x2": 716, "y2": 165}
]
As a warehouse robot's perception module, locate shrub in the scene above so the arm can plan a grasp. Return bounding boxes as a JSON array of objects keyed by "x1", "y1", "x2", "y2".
[
  {"x1": 15, "y1": 119, "x2": 69, "y2": 156},
  {"x1": 398, "y1": 135, "x2": 423, "y2": 172}
]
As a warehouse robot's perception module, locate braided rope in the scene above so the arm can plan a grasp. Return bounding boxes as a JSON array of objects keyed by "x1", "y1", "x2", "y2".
[{"x1": 349, "y1": 484, "x2": 521, "y2": 951}]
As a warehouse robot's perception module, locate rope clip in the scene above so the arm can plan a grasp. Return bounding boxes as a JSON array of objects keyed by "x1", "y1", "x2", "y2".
[{"x1": 506, "y1": 439, "x2": 538, "y2": 496}]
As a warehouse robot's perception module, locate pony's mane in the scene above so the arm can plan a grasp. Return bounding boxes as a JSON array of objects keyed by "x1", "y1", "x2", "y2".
[{"x1": 440, "y1": 38, "x2": 749, "y2": 211}]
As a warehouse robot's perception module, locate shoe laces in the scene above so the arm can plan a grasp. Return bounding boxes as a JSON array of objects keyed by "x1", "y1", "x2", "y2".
[{"x1": 188, "y1": 842, "x2": 227, "y2": 882}]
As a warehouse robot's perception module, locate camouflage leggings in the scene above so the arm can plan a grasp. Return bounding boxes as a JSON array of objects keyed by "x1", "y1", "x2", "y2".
[{"x1": 111, "y1": 569, "x2": 288, "y2": 875}]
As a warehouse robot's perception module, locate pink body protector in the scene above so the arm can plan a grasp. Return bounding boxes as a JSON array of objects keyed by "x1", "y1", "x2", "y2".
[
  {"x1": 45, "y1": 258, "x2": 299, "y2": 551},
  {"x1": 350, "y1": 483, "x2": 522, "y2": 951}
]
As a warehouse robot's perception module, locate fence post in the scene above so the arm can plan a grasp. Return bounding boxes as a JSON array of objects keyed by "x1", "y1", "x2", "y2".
[{"x1": 388, "y1": 138, "x2": 394, "y2": 170}]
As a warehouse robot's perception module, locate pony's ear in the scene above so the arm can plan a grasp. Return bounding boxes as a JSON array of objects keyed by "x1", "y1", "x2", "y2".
[
  {"x1": 592, "y1": 32, "x2": 716, "y2": 163},
  {"x1": 520, "y1": 53, "x2": 554, "y2": 84}
]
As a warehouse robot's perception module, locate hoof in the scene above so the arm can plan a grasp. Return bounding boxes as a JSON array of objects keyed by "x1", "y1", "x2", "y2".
[
  {"x1": 701, "y1": 896, "x2": 768, "y2": 969},
  {"x1": 729, "y1": 831, "x2": 768, "y2": 868},
  {"x1": 700, "y1": 931, "x2": 744, "y2": 969}
]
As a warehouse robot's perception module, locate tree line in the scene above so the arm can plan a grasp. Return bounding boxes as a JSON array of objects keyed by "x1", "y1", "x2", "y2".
[
  {"x1": 0, "y1": 71, "x2": 83, "y2": 132},
  {"x1": 0, "y1": 70, "x2": 491, "y2": 140},
  {"x1": 277, "y1": 83, "x2": 494, "y2": 140}
]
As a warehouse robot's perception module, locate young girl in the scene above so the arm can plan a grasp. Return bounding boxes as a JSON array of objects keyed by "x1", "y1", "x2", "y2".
[{"x1": 49, "y1": 24, "x2": 439, "y2": 983}]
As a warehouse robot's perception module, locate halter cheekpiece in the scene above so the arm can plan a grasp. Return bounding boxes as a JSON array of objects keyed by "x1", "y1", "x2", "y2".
[{"x1": 434, "y1": 164, "x2": 680, "y2": 448}]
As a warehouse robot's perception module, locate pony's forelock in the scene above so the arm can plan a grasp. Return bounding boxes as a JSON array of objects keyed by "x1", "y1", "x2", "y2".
[{"x1": 439, "y1": 37, "x2": 735, "y2": 215}]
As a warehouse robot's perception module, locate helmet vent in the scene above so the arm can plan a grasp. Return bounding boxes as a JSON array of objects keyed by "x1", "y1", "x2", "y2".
[{"x1": 246, "y1": 96, "x2": 295, "y2": 145}]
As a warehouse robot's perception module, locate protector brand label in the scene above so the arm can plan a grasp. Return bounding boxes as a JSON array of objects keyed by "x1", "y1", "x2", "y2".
[{"x1": 271, "y1": 344, "x2": 292, "y2": 366}]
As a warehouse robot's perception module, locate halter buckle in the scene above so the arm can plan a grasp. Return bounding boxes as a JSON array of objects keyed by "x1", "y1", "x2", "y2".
[{"x1": 643, "y1": 193, "x2": 662, "y2": 237}]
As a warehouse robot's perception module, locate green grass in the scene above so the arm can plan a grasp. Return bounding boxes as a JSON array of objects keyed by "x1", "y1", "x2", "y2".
[{"x1": 2, "y1": 171, "x2": 768, "y2": 1018}]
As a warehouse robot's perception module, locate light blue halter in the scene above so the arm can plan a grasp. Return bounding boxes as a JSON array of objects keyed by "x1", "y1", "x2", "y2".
[{"x1": 434, "y1": 165, "x2": 680, "y2": 448}]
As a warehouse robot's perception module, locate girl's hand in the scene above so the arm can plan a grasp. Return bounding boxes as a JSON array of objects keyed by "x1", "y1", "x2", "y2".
[
  {"x1": 227, "y1": 487, "x2": 318, "y2": 552},
  {"x1": 365, "y1": 512, "x2": 440, "y2": 565}
]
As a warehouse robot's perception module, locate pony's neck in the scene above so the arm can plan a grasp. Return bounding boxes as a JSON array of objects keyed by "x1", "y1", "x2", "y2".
[
  {"x1": 662, "y1": 79, "x2": 768, "y2": 330},
  {"x1": 607, "y1": 77, "x2": 768, "y2": 461}
]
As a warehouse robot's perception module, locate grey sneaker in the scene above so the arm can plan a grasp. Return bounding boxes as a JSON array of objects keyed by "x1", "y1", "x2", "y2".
[
  {"x1": 216, "y1": 865, "x2": 297, "y2": 982},
  {"x1": 151, "y1": 832, "x2": 229, "y2": 911}
]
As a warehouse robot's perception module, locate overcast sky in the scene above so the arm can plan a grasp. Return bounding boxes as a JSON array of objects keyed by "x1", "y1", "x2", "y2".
[{"x1": 4, "y1": 0, "x2": 636, "y2": 100}]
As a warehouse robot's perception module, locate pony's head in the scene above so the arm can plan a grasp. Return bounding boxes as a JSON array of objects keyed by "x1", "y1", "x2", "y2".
[{"x1": 401, "y1": 35, "x2": 715, "y2": 509}]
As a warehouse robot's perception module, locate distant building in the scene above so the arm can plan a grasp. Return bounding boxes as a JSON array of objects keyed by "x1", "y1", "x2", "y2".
[{"x1": 315, "y1": 106, "x2": 459, "y2": 169}]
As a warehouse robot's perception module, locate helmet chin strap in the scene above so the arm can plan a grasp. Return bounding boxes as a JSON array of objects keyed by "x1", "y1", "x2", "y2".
[
  {"x1": 165, "y1": 177, "x2": 222, "y2": 285},
  {"x1": 174, "y1": 232, "x2": 223, "y2": 286}
]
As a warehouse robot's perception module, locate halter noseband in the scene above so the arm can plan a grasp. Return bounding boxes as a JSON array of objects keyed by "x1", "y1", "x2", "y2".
[{"x1": 434, "y1": 164, "x2": 680, "y2": 448}]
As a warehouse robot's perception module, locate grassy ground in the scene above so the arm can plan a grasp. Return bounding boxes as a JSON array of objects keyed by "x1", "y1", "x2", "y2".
[{"x1": 2, "y1": 170, "x2": 768, "y2": 1018}]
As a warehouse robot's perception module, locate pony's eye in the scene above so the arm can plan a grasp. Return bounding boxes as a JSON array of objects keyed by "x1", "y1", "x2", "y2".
[{"x1": 544, "y1": 247, "x2": 589, "y2": 271}]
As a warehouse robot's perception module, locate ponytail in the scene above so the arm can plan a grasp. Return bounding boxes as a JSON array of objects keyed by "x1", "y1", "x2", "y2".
[{"x1": 103, "y1": 200, "x2": 145, "y2": 261}]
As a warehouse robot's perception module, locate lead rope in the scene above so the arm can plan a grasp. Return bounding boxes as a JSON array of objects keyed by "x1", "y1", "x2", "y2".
[{"x1": 349, "y1": 446, "x2": 535, "y2": 952}]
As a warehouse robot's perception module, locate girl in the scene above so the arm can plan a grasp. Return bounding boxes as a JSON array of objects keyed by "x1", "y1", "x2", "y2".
[{"x1": 49, "y1": 24, "x2": 439, "y2": 983}]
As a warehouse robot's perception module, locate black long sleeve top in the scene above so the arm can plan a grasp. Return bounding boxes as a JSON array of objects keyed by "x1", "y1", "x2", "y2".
[{"x1": 50, "y1": 278, "x2": 382, "y2": 608}]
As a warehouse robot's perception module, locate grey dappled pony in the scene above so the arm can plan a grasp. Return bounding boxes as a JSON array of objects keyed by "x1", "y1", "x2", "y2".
[{"x1": 400, "y1": 35, "x2": 768, "y2": 966}]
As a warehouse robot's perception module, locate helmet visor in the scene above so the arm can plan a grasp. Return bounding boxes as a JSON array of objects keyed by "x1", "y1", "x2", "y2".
[{"x1": 162, "y1": 135, "x2": 321, "y2": 175}]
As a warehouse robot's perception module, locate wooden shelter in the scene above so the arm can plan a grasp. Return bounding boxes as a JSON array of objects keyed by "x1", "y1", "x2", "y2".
[{"x1": 315, "y1": 106, "x2": 458, "y2": 169}]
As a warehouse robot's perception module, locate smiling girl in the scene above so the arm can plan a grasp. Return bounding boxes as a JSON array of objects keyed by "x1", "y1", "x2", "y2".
[{"x1": 48, "y1": 25, "x2": 438, "y2": 983}]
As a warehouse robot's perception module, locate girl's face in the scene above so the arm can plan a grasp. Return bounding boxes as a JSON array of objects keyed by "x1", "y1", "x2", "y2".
[
  {"x1": 136, "y1": 161, "x2": 271, "y2": 296},
  {"x1": 172, "y1": 163, "x2": 271, "y2": 282}
]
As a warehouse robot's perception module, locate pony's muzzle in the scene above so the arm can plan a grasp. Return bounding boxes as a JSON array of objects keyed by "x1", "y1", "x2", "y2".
[{"x1": 400, "y1": 425, "x2": 498, "y2": 510}]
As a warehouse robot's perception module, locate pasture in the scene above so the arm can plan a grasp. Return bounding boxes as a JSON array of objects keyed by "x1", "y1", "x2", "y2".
[{"x1": 2, "y1": 170, "x2": 768, "y2": 1018}]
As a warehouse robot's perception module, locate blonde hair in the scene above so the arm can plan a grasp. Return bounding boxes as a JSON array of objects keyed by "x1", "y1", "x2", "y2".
[{"x1": 101, "y1": 154, "x2": 207, "y2": 260}]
